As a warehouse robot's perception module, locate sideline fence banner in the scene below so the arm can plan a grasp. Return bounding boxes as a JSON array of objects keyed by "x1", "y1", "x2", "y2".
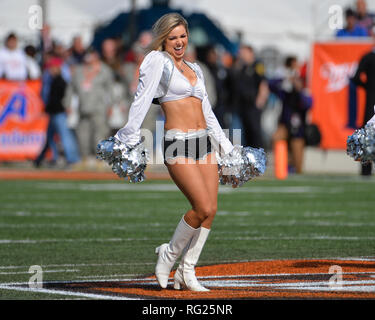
[
  {"x1": 310, "y1": 41, "x2": 373, "y2": 150},
  {"x1": 0, "y1": 80, "x2": 48, "y2": 161}
]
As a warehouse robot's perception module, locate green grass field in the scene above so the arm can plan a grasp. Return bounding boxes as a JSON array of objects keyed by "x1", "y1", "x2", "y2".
[{"x1": 0, "y1": 175, "x2": 374, "y2": 299}]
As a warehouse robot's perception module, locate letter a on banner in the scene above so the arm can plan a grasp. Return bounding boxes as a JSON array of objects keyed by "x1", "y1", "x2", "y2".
[{"x1": 0, "y1": 93, "x2": 27, "y2": 125}]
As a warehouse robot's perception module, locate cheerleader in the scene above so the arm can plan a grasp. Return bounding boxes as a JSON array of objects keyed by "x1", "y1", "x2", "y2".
[{"x1": 98, "y1": 13, "x2": 266, "y2": 291}]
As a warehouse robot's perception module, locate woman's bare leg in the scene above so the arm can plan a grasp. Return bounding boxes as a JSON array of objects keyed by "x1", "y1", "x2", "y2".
[
  {"x1": 164, "y1": 154, "x2": 219, "y2": 291},
  {"x1": 195, "y1": 152, "x2": 219, "y2": 228},
  {"x1": 165, "y1": 155, "x2": 218, "y2": 229}
]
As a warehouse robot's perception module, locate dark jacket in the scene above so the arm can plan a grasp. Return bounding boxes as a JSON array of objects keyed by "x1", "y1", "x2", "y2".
[{"x1": 45, "y1": 74, "x2": 67, "y2": 115}]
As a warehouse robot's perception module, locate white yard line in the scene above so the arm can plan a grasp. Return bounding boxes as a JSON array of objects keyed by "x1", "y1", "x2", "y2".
[
  {"x1": 78, "y1": 274, "x2": 140, "y2": 279},
  {"x1": 0, "y1": 238, "x2": 161, "y2": 244},
  {"x1": 2, "y1": 220, "x2": 374, "y2": 229},
  {"x1": 214, "y1": 236, "x2": 375, "y2": 241},
  {"x1": 0, "y1": 284, "x2": 140, "y2": 300},
  {"x1": 0, "y1": 269, "x2": 78, "y2": 275},
  {"x1": 1, "y1": 235, "x2": 374, "y2": 245},
  {"x1": 0, "y1": 262, "x2": 155, "y2": 270},
  {"x1": 32, "y1": 182, "x2": 350, "y2": 194},
  {"x1": 0, "y1": 223, "x2": 173, "y2": 230}
]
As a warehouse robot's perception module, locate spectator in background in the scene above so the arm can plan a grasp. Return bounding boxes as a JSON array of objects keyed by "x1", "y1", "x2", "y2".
[
  {"x1": 51, "y1": 40, "x2": 66, "y2": 59},
  {"x1": 355, "y1": 0, "x2": 375, "y2": 36},
  {"x1": 24, "y1": 45, "x2": 41, "y2": 79},
  {"x1": 202, "y1": 45, "x2": 230, "y2": 128},
  {"x1": 67, "y1": 35, "x2": 86, "y2": 66},
  {"x1": 34, "y1": 57, "x2": 80, "y2": 168},
  {"x1": 50, "y1": 41, "x2": 73, "y2": 80},
  {"x1": 228, "y1": 45, "x2": 269, "y2": 148},
  {"x1": 42, "y1": 41, "x2": 72, "y2": 93},
  {"x1": 336, "y1": 8, "x2": 368, "y2": 37},
  {"x1": 185, "y1": 44, "x2": 217, "y2": 112},
  {"x1": 0, "y1": 32, "x2": 28, "y2": 80},
  {"x1": 101, "y1": 38, "x2": 123, "y2": 80},
  {"x1": 41, "y1": 24, "x2": 53, "y2": 57},
  {"x1": 122, "y1": 32, "x2": 153, "y2": 95},
  {"x1": 269, "y1": 56, "x2": 312, "y2": 174},
  {"x1": 122, "y1": 43, "x2": 145, "y2": 95},
  {"x1": 351, "y1": 27, "x2": 375, "y2": 176},
  {"x1": 51, "y1": 39, "x2": 82, "y2": 132},
  {"x1": 64, "y1": 47, "x2": 114, "y2": 166}
]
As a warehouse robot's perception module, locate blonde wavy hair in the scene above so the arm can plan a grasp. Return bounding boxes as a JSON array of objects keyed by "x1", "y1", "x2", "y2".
[{"x1": 148, "y1": 13, "x2": 189, "y2": 52}]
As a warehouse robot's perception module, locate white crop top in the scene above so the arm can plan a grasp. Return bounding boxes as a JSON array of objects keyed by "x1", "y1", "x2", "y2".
[
  {"x1": 115, "y1": 50, "x2": 233, "y2": 156},
  {"x1": 158, "y1": 62, "x2": 205, "y2": 103}
]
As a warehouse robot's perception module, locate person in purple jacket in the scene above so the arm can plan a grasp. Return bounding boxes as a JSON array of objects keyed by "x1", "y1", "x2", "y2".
[{"x1": 269, "y1": 56, "x2": 312, "y2": 174}]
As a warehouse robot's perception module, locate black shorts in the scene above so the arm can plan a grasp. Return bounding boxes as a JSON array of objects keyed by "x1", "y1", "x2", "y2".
[{"x1": 162, "y1": 129, "x2": 212, "y2": 164}]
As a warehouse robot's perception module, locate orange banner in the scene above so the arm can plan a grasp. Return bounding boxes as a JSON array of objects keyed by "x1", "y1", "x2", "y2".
[
  {"x1": 0, "y1": 80, "x2": 48, "y2": 161},
  {"x1": 310, "y1": 41, "x2": 373, "y2": 149}
]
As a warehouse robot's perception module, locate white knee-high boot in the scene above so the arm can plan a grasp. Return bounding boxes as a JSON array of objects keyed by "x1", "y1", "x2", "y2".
[
  {"x1": 155, "y1": 216, "x2": 197, "y2": 289},
  {"x1": 173, "y1": 226, "x2": 210, "y2": 292}
]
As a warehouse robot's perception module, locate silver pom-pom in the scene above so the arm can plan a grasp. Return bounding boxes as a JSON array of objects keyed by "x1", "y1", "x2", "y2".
[
  {"x1": 347, "y1": 123, "x2": 375, "y2": 164},
  {"x1": 96, "y1": 136, "x2": 150, "y2": 183},
  {"x1": 216, "y1": 145, "x2": 267, "y2": 187}
]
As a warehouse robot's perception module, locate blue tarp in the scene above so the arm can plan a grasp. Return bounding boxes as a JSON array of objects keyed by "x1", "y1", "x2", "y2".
[{"x1": 92, "y1": 5, "x2": 238, "y2": 55}]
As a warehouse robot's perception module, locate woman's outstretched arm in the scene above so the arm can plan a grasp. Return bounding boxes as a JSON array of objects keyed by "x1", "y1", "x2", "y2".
[{"x1": 115, "y1": 51, "x2": 165, "y2": 147}]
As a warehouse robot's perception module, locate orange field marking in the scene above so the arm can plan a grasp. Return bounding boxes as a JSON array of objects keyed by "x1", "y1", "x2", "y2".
[
  {"x1": 0, "y1": 169, "x2": 170, "y2": 180},
  {"x1": 42, "y1": 259, "x2": 375, "y2": 299}
]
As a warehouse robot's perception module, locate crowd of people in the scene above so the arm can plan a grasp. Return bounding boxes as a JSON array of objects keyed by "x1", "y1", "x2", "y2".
[
  {"x1": 1, "y1": 0, "x2": 374, "y2": 174},
  {"x1": 0, "y1": 30, "x2": 153, "y2": 169}
]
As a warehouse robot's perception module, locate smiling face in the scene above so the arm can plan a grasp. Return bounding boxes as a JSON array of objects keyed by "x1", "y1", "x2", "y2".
[{"x1": 164, "y1": 24, "x2": 188, "y2": 61}]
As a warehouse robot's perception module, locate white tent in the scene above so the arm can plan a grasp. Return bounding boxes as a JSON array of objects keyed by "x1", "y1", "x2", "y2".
[
  {"x1": 0, "y1": 0, "x2": 374, "y2": 58},
  {"x1": 0, "y1": 0, "x2": 97, "y2": 47}
]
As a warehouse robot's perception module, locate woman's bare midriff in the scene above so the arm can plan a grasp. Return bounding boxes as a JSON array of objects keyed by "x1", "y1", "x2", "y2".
[{"x1": 161, "y1": 96, "x2": 207, "y2": 132}]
